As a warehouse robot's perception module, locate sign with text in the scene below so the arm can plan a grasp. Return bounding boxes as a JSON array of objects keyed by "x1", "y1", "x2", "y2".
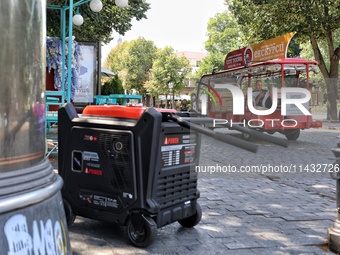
[{"x1": 224, "y1": 32, "x2": 296, "y2": 70}]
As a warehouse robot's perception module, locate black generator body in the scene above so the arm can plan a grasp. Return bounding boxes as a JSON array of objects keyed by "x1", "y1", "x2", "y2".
[{"x1": 58, "y1": 103, "x2": 202, "y2": 247}]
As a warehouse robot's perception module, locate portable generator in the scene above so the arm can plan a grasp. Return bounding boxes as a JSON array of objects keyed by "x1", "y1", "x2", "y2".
[
  {"x1": 58, "y1": 103, "x2": 203, "y2": 247},
  {"x1": 57, "y1": 103, "x2": 289, "y2": 247}
]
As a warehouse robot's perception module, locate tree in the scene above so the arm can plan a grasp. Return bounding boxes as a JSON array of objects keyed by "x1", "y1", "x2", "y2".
[
  {"x1": 46, "y1": 0, "x2": 150, "y2": 44},
  {"x1": 205, "y1": 11, "x2": 243, "y2": 54},
  {"x1": 123, "y1": 38, "x2": 158, "y2": 94},
  {"x1": 194, "y1": 10, "x2": 241, "y2": 80},
  {"x1": 227, "y1": 0, "x2": 340, "y2": 120},
  {"x1": 104, "y1": 37, "x2": 158, "y2": 104},
  {"x1": 143, "y1": 74, "x2": 158, "y2": 106},
  {"x1": 104, "y1": 41, "x2": 129, "y2": 72},
  {"x1": 151, "y1": 46, "x2": 192, "y2": 109},
  {"x1": 193, "y1": 52, "x2": 225, "y2": 79}
]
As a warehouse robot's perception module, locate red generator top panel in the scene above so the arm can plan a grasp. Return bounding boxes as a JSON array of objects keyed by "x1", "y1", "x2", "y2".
[{"x1": 82, "y1": 105, "x2": 176, "y2": 119}]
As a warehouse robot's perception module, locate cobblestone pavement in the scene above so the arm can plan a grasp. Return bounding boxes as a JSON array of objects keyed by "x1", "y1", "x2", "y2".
[{"x1": 55, "y1": 125, "x2": 340, "y2": 254}]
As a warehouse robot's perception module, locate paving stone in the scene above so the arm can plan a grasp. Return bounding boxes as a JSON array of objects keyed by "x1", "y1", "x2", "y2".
[{"x1": 224, "y1": 237, "x2": 263, "y2": 249}]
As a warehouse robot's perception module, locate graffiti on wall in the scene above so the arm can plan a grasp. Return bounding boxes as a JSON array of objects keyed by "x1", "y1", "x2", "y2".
[{"x1": 4, "y1": 214, "x2": 67, "y2": 255}]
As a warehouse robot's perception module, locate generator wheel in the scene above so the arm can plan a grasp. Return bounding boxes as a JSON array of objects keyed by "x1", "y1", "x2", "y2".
[
  {"x1": 63, "y1": 199, "x2": 76, "y2": 226},
  {"x1": 126, "y1": 216, "x2": 156, "y2": 247},
  {"x1": 285, "y1": 129, "x2": 300, "y2": 140},
  {"x1": 178, "y1": 203, "x2": 202, "y2": 228}
]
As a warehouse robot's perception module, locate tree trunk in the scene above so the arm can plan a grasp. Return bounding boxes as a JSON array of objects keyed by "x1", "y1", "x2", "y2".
[
  {"x1": 172, "y1": 90, "x2": 175, "y2": 109},
  {"x1": 145, "y1": 94, "x2": 151, "y2": 106},
  {"x1": 165, "y1": 94, "x2": 169, "y2": 108},
  {"x1": 310, "y1": 35, "x2": 339, "y2": 120},
  {"x1": 152, "y1": 96, "x2": 156, "y2": 107},
  {"x1": 327, "y1": 55, "x2": 340, "y2": 120},
  {"x1": 325, "y1": 77, "x2": 338, "y2": 120}
]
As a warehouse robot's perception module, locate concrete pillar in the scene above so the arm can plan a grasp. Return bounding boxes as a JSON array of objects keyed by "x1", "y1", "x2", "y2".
[{"x1": 0, "y1": 1, "x2": 71, "y2": 254}]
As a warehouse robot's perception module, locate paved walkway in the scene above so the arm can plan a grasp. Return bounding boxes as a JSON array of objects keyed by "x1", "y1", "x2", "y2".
[
  {"x1": 49, "y1": 114, "x2": 340, "y2": 254},
  {"x1": 68, "y1": 176, "x2": 335, "y2": 255},
  {"x1": 53, "y1": 123, "x2": 340, "y2": 255}
]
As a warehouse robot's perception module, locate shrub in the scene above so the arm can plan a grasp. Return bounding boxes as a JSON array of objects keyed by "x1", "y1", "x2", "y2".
[{"x1": 101, "y1": 75, "x2": 124, "y2": 95}]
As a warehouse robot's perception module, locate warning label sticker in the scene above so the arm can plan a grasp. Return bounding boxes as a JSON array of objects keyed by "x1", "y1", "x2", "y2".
[
  {"x1": 93, "y1": 195, "x2": 119, "y2": 209},
  {"x1": 161, "y1": 134, "x2": 196, "y2": 167},
  {"x1": 83, "y1": 151, "x2": 99, "y2": 161}
]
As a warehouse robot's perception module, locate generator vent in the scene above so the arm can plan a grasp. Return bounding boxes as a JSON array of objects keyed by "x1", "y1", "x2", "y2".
[
  {"x1": 156, "y1": 170, "x2": 198, "y2": 209},
  {"x1": 98, "y1": 132, "x2": 134, "y2": 192}
]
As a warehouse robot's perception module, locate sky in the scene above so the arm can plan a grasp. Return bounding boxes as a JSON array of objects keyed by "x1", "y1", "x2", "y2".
[{"x1": 101, "y1": 0, "x2": 227, "y2": 63}]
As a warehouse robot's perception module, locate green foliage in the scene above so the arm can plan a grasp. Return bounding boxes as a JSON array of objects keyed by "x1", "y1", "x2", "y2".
[
  {"x1": 205, "y1": 11, "x2": 242, "y2": 54},
  {"x1": 193, "y1": 52, "x2": 225, "y2": 79},
  {"x1": 124, "y1": 37, "x2": 158, "y2": 93},
  {"x1": 286, "y1": 39, "x2": 302, "y2": 58},
  {"x1": 227, "y1": 0, "x2": 340, "y2": 120},
  {"x1": 194, "y1": 9, "x2": 241, "y2": 78},
  {"x1": 104, "y1": 37, "x2": 157, "y2": 94},
  {"x1": 227, "y1": 0, "x2": 340, "y2": 56},
  {"x1": 47, "y1": 0, "x2": 150, "y2": 44},
  {"x1": 101, "y1": 75, "x2": 124, "y2": 95},
  {"x1": 104, "y1": 41, "x2": 129, "y2": 72},
  {"x1": 151, "y1": 46, "x2": 192, "y2": 96}
]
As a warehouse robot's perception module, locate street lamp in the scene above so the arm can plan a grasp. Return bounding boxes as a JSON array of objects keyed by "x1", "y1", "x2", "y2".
[
  {"x1": 72, "y1": 0, "x2": 104, "y2": 26},
  {"x1": 72, "y1": 0, "x2": 128, "y2": 27},
  {"x1": 72, "y1": 13, "x2": 84, "y2": 26},
  {"x1": 66, "y1": 0, "x2": 128, "y2": 103},
  {"x1": 115, "y1": 0, "x2": 129, "y2": 8},
  {"x1": 90, "y1": 0, "x2": 103, "y2": 12}
]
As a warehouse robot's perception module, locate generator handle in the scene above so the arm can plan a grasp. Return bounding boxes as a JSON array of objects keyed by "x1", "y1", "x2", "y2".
[
  {"x1": 168, "y1": 114, "x2": 258, "y2": 153},
  {"x1": 181, "y1": 117, "x2": 289, "y2": 148}
]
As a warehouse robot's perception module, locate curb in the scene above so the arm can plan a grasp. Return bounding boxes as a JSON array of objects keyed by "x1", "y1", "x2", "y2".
[
  {"x1": 319, "y1": 120, "x2": 340, "y2": 130},
  {"x1": 321, "y1": 126, "x2": 340, "y2": 130},
  {"x1": 321, "y1": 127, "x2": 340, "y2": 130}
]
